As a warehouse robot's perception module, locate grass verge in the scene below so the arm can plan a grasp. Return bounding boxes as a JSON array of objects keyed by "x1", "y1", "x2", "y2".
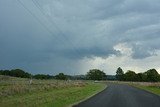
[
  {"x1": 0, "y1": 82, "x2": 106, "y2": 107},
  {"x1": 133, "y1": 85, "x2": 160, "y2": 95},
  {"x1": 108, "y1": 81, "x2": 160, "y2": 96}
]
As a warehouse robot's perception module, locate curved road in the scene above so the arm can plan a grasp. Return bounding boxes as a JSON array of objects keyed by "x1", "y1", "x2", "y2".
[{"x1": 74, "y1": 84, "x2": 160, "y2": 107}]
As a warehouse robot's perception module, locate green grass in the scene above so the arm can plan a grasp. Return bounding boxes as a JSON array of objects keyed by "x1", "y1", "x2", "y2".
[
  {"x1": 0, "y1": 76, "x2": 106, "y2": 107},
  {"x1": 134, "y1": 85, "x2": 160, "y2": 95}
]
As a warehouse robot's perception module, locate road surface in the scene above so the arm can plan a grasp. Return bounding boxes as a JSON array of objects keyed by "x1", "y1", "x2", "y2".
[{"x1": 74, "y1": 84, "x2": 160, "y2": 107}]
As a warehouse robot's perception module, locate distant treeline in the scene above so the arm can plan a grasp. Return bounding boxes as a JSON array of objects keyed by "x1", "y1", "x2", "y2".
[
  {"x1": 116, "y1": 67, "x2": 160, "y2": 82},
  {"x1": 0, "y1": 69, "x2": 31, "y2": 78},
  {"x1": 1, "y1": 68, "x2": 160, "y2": 82},
  {"x1": 0, "y1": 69, "x2": 85, "y2": 80}
]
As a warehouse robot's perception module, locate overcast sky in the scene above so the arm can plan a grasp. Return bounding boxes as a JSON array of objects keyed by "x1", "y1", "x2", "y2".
[{"x1": 0, "y1": 0, "x2": 160, "y2": 75}]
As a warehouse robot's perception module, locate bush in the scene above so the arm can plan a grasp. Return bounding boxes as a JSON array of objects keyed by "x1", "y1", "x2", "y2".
[
  {"x1": 86, "y1": 69, "x2": 107, "y2": 80},
  {"x1": 0, "y1": 69, "x2": 31, "y2": 78}
]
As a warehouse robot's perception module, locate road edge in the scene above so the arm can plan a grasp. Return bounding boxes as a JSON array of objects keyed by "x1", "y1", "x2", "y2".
[
  {"x1": 68, "y1": 84, "x2": 107, "y2": 107},
  {"x1": 129, "y1": 84, "x2": 160, "y2": 97}
]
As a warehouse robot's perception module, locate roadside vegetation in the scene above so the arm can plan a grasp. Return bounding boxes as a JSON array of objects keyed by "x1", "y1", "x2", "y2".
[
  {"x1": 0, "y1": 75, "x2": 106, "y2": 107},
  {"x1": 112, "y1": 67, "x2": 160, "y2": 95},
  {"x1": 128, "y1": 82, "x2": 160, "y2": 95},
  {"x1": 0, "y1": 67, "x2": 160, "y2": 106}
]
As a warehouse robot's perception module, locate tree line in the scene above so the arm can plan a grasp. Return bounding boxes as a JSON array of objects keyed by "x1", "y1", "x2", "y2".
[
  {"x1": 0, "y1": 69, "x2": 31, "y2": 78},
  {"x1": 0, "y1": 69, "x2": 104, "y2": 80},
  {"x1": 81, "y1": 68, "x2": 160, "y2": 82},
  {"x1": 116, "y1": 67, "x2": 160, "y2": 82},
  {"x1": 0, "y1": 69, "x2": 84, "y2": 80},
  {"x1": 1, "y1": 68, "x2": 160, "y2": 82}
]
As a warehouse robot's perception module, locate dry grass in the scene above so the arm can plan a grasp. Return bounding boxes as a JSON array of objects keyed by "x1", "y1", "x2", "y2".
[
  {"x1": 106, "y1": 80, "x2": 160, "y2": 87},
  {"x1": 0, "y1": 75, "x2": 106, "y2": 107},
  {"x1": 0, "y1": 75, "x2": 87, "y2": 98},
  {"x1": 122, "y1": 81, "x2": 160, "y2": 88}
]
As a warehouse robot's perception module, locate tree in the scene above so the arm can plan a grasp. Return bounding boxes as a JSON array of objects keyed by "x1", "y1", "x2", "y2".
[
  {"x1": 86, "y1": 69, "x2": 107, "y2": 80},
  {"x1": 124, "y1": 70, "x2": 137, "y2": 81},
  {"x1": 33, "y1": 74, "x2": 54, "y2": 79},
  {"x1": 145, "y1": 69, "x2": 160, "y2": 82},
  {"x1": 116, "y1": 67, "x2": 124, "y2": 81},
  {"x1": 0, "y1": 69, "x2": 31, "y2": 78},
  {"x1": 55, "y1": 73, "x2": 67, "y2": 80},
  {"x1": 115, "y1": 68, "x2": 160, "y2": 82},
  {"x1": 10, "y1": 69, "x2": 31, "y2": 78},
  {"x1": 137, "y1": 72, "x2": 148, "y2": 82}
]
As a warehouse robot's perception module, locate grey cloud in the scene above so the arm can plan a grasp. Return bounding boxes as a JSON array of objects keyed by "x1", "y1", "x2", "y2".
[{"x1": 0, "y1": 0, "x2": 160, "y2": 74}]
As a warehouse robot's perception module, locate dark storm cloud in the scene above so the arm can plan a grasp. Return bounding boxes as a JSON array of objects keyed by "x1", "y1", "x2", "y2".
[{"x1": 0, "y1": 0, "x2": 160, "y2": 74}]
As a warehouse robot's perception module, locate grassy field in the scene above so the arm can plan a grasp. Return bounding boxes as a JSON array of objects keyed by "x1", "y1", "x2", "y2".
[{"x1": 0, "y1": 75, "x2": 106, "y2": 107}]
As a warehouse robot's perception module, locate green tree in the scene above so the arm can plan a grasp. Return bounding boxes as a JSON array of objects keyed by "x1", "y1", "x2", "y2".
[
  {"x1": 33, "y1": 74, "x2": 54, "y2": 79},
  {"x1": 55, "y1": 73, "x2": 67, "y2": 80},
  {"x1": 86, "y1": 69, "x2": 107, "y2": 80},
  {"x1": 137, "y1": 72, "x2": 147, "y2": 82},
  {"x1": 116, "y1": 67, "x2": 124, "y2": 81},
  {"x1": 0, "y1": 69, "x2": 31, "y2": 78},
  {"x1": 145, "y1": 69, "x2": 160, "y2": 82},
  {"x1": 124, "y1": 70, "x2": 137, "y2": 81}
]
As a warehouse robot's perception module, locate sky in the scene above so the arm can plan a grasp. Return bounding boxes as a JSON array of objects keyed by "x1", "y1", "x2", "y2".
[{"x1": 0, "y1": 0, "x2": 160, "y2": 75}]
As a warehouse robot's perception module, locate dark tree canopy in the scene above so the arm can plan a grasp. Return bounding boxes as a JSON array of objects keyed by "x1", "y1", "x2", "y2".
[
  {"x1": 55, "y1": 73, "x2": 68, "y2": 80},
  {"x1": 116, "y1": 67, "x2": 124, "y2": 81},
  {"x1": 145, "y1": 69, "x2": 160, "y2": 82},
  {"x1": 136, "y1": 73, "x2": 147, "y2": 82},
  {"x1": 0, "y1": 69, "x2": 31, "y2": 78},
  {"x1": 86, "y1": 69, "x2": 107, "y2": 80},
  {"x1": 115, "y1": 67, "x2": 160, "y2": 82},
  {"x1": 124, "y1": 70, "x2": 137, "y2": 81},
  {"x1": 33, "y1": 74, "x2": 54, "y2": 79}
]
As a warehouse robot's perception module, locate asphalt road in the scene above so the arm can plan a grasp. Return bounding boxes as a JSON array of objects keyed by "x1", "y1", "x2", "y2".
[{"x1": 74, "y1": 84, "x2": 160, "y2": 107}]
